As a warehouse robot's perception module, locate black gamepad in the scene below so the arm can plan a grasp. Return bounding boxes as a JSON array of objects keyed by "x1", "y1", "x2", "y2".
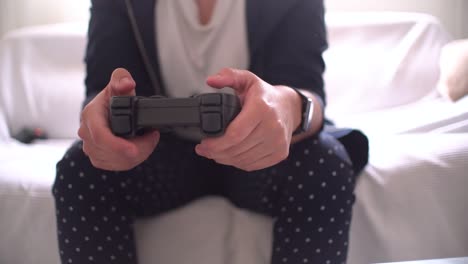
[{"x1": 109, "y1": 93, "x2": 241, "y2": 138}]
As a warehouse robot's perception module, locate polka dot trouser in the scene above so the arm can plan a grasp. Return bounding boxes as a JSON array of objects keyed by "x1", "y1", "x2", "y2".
[{"x1": 53, "y1": 132, "x2": 356, "y2": 264}]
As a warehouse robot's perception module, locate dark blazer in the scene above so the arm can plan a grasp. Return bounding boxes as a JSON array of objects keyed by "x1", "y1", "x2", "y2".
[{"x1": 84, "y1": 0, "x2": 368, "y2": 173}]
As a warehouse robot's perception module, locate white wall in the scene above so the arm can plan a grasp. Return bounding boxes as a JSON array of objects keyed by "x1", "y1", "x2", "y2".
[
  {"x1": 0, "y1": 0, "x2": 467, "y2": 39},
  {"x1": 325, "y1": 0, "x2": 468, "y2": 39},
  {"x1": 0, "y1": 0, "x2": 91, "y2": 37}
]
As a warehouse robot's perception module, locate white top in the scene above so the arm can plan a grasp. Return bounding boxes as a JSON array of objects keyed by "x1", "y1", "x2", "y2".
[{"x1": 155, "y1": 0, "x2": 249, "y2": 98}]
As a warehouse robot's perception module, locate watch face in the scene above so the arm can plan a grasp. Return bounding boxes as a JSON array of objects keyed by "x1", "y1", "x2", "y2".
[{"x1": 302, "y1": 98, "x2": 313, "y2": 132}]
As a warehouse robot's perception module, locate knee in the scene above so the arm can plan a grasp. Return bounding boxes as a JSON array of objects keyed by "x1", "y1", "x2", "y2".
[
  {"x1": 53, "y1": 140, "x2": 95, "y2": 200},
  {"x1": 284, "y1": 133, "x2": 357, "y2": 198}
]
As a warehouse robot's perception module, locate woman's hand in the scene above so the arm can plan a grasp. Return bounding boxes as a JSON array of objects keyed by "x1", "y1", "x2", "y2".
[
  {"x1": 78, "y1": 68, "x2": 160, "y2": 171},
  {"x1": 195, "y1": 68, "x2": 303, "y2": 171}
]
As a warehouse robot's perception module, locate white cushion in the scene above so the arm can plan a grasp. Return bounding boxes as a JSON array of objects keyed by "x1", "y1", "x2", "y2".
[
  {"x1": 323, "y1": 12, "x2": 452, "y2": 119},
  {"x1": 0, "y1": 23, "x2": 87, "y2": 139},
  {"x1": 437, "y1": 39, "x2": 468, "y2": 101},
  {"x1": 0, "y1": 107, "x2": 9, "y2": 141}
]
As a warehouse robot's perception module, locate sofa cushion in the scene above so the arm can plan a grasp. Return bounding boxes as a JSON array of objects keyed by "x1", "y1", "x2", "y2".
[
  {"x1": 323, "y1": 12, "x2": 452, "y2": 119},
  {"x1": 0, "y1": 23, "x2": 87, "y2": 139},
  {"x1": 437, "y1": 39, "x2": 468, "y2": 101}
]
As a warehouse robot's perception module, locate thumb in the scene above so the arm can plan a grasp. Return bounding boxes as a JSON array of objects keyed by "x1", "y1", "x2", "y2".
[
  {"x1": 108, "y1": 68, "x2": 136, "y2": 97},
  {"x1": 206, "y1": 68, "x2": 256, "y2": 95}
]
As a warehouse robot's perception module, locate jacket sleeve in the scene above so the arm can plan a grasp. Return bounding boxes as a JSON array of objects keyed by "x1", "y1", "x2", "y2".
[
  {"x1": 258, "y1": 0, "x2": 328, "y2": 105},
  {"x1": 83, "y1": 0, "x2": 152, "y2": 107}
]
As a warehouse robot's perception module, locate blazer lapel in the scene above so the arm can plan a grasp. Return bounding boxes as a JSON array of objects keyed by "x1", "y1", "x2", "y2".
[{"x1": 246, "y1": 0, "x2": 301, "y2": 57}]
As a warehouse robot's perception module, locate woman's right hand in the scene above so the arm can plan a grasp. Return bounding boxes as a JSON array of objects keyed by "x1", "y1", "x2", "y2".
[{"x1": 78, "y1": 68, "x2": 160, "y2": 171}]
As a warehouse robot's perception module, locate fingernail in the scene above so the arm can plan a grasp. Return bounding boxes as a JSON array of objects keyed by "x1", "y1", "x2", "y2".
[{"x1": 119, "y1": 77, "x2": 131, "y2": 86}]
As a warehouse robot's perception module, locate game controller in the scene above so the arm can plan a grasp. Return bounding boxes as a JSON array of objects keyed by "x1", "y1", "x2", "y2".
[{"x1": 110, "y1": 93, "x2": 241, "y2": 138}]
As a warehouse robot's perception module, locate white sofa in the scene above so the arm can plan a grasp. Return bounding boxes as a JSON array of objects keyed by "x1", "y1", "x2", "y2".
[{"x1": 1, "y1": 12, "x2": 468, "y2": 264}]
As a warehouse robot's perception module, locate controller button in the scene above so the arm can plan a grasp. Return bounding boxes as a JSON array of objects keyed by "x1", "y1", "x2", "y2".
[
  {"x1": 112, "y1": 97, "x2": 132, "y2": 108},
  {"x1": 111, "y1": 116, "x2": 132, "y2": 135},
  {"x1": 201, "y1": 94, "x2": 222, "y2": 106},
  {"x1": 202, "y1": 113, "x2": 222, "y2": 133}
]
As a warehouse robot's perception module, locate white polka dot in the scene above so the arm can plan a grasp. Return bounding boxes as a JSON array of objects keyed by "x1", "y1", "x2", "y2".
[
  {"x1": 70, "y1": 161, "x2": 75, "y2": 167},
  {"x1": 68, "y1": 258, "x2": 72, "y2": 263},
  {"x1": 89, "y1": 184, "x2": 95, "y2": 190},
  {"x1": 330, "y1": 217, "x2": 335, "y2": 222},
  {"x1": 287, "y1": 175, "x2": 293, "y2": 181},
  {"x1": 284, "y1": 237, "x2": 290, "y2": 243},
  {"x1": 337, "y1": 251, "x2": 341, "y2": 256},
  {"x1": 305, "y1": 237, "x2": 311, "y2": 243},
  {"x1": 309, "y1": 194, "x2": 315, "y2": 200},
  {"x1": 293, "y1": 248, "x2": 299, "y2": 253},
  {"x1": 297, "y1": 206, "x2": 303, "y2": 212},
  {"x1": 295, "y1": 161, "x2": 301, "y2": 167},
  {"x1": 85, "y1": 236, "x2": 90, "y2": 241},
  {"x1": 78, "y1": 195, "x2": 84, "y2": 200},
  {"x1": 319, "y1": 158, "x2": 324, "y2": 164},
  {"x1": 72, "y1": 227, "x2": 77, "y2": 232},
  {"x1": 297, "y1": 184, "x2": 303, "y2": 189},
  {"x1": 328, "y1": 239, "x2": 333, "y2": 244},
  {"x1": 342, "y1": 186, "x2": 347, "y2": 191},
  {"x1": 60, "y1": 175, "x2": 64, "y2": 180},
  {"x1": 88, "y1": 256, "x2": 94, "y2": 261},
  {"x1": 75, "y1": 247, "x2": 80, "y2": 252},
  {"x1": 97, "y1": 246, "x2": 103, "y2": 251},
  {"x1": 304, "y1": 149, "x2": 310, "y2": 155},
  {"x1": 287, "y1": 217, "x2": 292, "y2": 223},
  {"x1": 308, "y1": 170, "x2": 314, "y2": 176},
  {"x1": 332, "y1": 171, "x2": 337, "y2": 176},
  {"x1": 69, "y1": 206, "x2": 74, "y2": 212},
  {"x1": 282, "y1": 257, "x2": 288, "y2": 263},
  {"x1": 321, "y1": 182, "x2": 327, "y2": 188},
  {"x1": 332, "y1": 195, "x2": 337, "y2": 200},
  {"x1": 94, "y1": 226, "x2": 99, "y2": 231},
  {"x1": 68, "y1": 184, "x2": 73, "y2": 189},
  {"x1": 320, "y1": 205, "x2": 326, "y2": 211},
  {"x1": 90, "y1": 206, "x2": 96, "y2": 211},
  {"x1": 289, "y1": 196, "x2": 295, "y2": 202},
  {"x1": 316, "y1": 248, "x2": 321, "y2": 253},
  {"x1": 307, "y1": 217, "x2": 313, "y2": 222},
  {"x1": 303, "y1": 258, "x2": 309, "y2": 263},
  {"x1": 295, "y1": 228, "x2": 301, "y2": 233},
  {"x1": 62, "y1": 218, "x2": 67, "y2": 223},
  {"x1": 281, "y1": 207, "x2": 287, "y2": 212},
  {"x1": 318, "y1": 227, "x2": 323, "y2": 232},
  {"x1": 79, "y1": 172, "x2": 84, "y2": 178}
]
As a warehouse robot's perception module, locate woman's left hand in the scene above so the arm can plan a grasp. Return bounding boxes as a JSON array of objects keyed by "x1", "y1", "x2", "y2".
[{"x1": 195, "y1": 68, "x2": 302, "y2": 171}]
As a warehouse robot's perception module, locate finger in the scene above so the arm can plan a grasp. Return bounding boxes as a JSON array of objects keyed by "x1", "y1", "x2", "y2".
[
  {"x1": 108, "y1": 68, "x2": 136, "y2": 97},
  {"x1": 205, "y1": 123, "x2": 264, "y2": 161},
  {"x1": 206, "y1": 68, "x2": 257, "y2": 95},
  {"x1": 241, "y1": 153, "x2": 280, "y2": 172},
  {"x1": 196, "y1": 116, "x2": 261, "y2": 157},
  {"x1": 86, "y1": 115, "x2": 138, "y2": 158},
  {"x1": 128, "y1": 131, "x2": 160, "y2": 157}
]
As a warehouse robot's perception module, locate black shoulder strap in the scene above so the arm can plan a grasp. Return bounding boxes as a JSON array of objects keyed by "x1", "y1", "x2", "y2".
[{"x1": 123, "y1": 0, "x2": 163, "y2": 95}]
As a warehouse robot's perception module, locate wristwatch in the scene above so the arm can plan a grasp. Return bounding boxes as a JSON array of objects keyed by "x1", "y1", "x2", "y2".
[{"x1": 291, "y1": 87, "x2": 314, "y2": 135}]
